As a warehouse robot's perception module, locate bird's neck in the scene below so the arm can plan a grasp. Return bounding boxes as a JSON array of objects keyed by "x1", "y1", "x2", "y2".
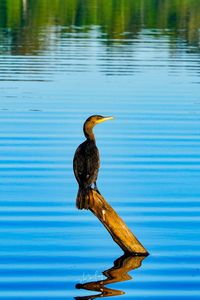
[{"x1": 83, "y1": 123, "x2": 95, "y2": 141}]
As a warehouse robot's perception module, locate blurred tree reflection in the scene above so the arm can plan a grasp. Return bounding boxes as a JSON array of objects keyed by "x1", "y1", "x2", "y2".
[{"x1": 0, "y1": 0, "x2": 199, "y2": 54}]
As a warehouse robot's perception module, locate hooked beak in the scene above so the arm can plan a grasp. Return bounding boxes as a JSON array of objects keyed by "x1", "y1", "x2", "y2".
[{"x1": 96, "y1": 116, "x2": 114, "y2": 124}]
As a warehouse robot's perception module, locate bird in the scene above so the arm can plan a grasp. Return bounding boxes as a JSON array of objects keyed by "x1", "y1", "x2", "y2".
[{"x1": 73, "y1": 115, "x2": 114, "y2": 209}]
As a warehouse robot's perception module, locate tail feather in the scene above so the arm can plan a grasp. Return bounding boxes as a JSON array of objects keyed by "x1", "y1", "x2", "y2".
[{"x1": 76, "y1": 187, "x2": 91, "y2": 210}]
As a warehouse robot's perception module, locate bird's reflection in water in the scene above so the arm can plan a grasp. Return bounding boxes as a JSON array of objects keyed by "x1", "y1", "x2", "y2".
[{"x1": 75, "y1": 253, "x2": 147, "y2": 299}]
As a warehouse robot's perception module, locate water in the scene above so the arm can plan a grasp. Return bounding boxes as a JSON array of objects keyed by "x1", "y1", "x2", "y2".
[{"x1": 0, "y1": 0, "x2": 200, "y2": 299}]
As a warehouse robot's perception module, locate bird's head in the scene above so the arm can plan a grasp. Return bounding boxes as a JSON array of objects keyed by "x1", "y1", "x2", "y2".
[{"x1": 83, "y1": 115, "x2": 114, "y2": 139}]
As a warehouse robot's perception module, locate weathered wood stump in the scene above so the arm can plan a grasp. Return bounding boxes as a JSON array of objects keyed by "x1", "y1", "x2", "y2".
[{"x1": 88, "y1": 189, "x2": 148, "y2": 256}]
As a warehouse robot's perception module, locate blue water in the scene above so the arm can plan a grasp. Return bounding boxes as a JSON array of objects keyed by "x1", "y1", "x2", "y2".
[{"x1": 0, "y1": 6, "x2": 200, "y2": 300}]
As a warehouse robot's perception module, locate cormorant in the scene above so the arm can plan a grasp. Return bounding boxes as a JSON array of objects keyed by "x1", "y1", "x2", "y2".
[{"x1": 73, "y1": 115, "x2": 113, "y2": 209}]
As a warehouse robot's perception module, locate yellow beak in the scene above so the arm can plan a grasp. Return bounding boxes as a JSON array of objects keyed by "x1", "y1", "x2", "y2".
[{"x1": 96, "y1": 116, "x2": 114, "y2": 124}]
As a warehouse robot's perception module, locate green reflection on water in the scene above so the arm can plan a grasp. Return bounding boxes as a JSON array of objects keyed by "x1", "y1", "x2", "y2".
[{"x1": 0, "y1": 0, "x2": 200, "y2": 54}]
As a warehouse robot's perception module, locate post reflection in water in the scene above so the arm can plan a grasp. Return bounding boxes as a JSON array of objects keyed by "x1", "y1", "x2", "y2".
[{"x1": 75, "y1": 254, "x2": 147, "y2": 299}]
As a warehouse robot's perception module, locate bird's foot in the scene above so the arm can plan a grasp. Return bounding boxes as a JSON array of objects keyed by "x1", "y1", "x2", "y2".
[{"x1": 93, "y1": 183, "x2": 101, "y2": 195}]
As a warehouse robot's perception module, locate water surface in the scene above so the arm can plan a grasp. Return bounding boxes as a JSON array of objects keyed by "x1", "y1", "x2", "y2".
[{"x1": 0, "y1": 0, "x2": 200, "y2": 299}]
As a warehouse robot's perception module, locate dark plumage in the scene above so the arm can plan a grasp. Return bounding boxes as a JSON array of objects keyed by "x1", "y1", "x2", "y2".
[{"x1": 73, "y1": 115, "x2": 113, "y2": 209}]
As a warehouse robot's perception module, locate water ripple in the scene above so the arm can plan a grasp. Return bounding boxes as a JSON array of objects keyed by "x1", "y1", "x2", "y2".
[{"x1": 0, "y1": 7, "x2": 200, "y2": 300}]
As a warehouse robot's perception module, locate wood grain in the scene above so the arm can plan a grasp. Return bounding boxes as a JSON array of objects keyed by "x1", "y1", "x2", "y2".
[{"x1": 88, "y1": 189, "x2": 149, "y2": 255}]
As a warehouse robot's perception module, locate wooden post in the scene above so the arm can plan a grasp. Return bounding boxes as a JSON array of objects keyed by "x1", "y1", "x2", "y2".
[{"x1": 88, "y1": 189, "x2": 148, "y2": 256}]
